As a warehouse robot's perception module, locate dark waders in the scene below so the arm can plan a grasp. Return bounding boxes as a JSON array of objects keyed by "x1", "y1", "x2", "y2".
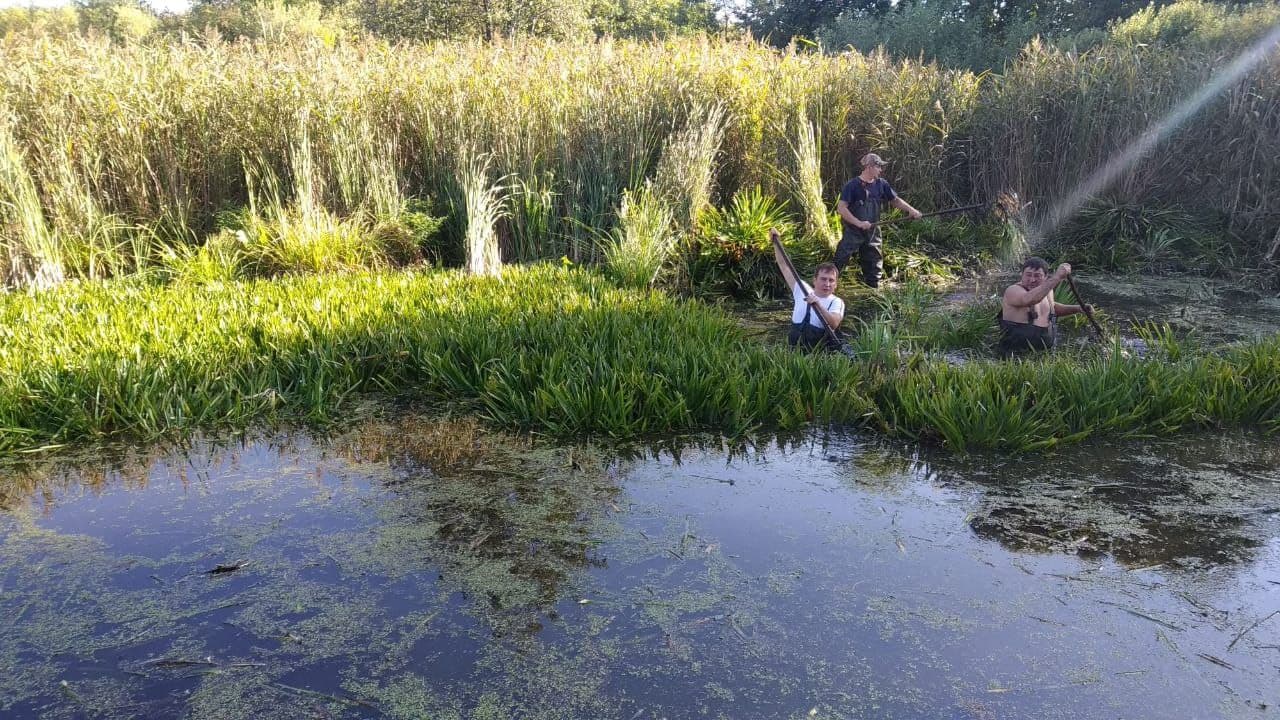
[
  {"x1": 997, "y1": 315, "x2": 1057, "y2": 358},
  {"x1": 789, "y1": 302, "x2": 839, "y2": 351},
  {"x1": 836, "y1": 194, "x2": 884, "y2": 288}
]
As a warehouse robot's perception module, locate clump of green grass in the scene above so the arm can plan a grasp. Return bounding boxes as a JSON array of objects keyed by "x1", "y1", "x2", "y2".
[
  {"x1": 225, "y1": 149, "x2": 388, "y2": 276},
  {"x1": 159, "y1": 232, "x2": 247, "y2": 286},
  {"x1": 1044, "y1": 197, "x2": 1228, "y2": 273},
  {"x1": 458, "y1": 150, "x2": 505, "y2": 277},
  {"x1": 789, "y1": 110, "x2": 836, "y2": 250},
  {"x1": 601, "y1": 185, "x2": 675, "y2": 289}
]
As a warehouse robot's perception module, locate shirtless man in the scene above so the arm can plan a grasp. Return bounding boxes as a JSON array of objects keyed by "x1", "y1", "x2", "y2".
[{"x1": 998, "y1": 257, "x2": 1091, "y2": 358}]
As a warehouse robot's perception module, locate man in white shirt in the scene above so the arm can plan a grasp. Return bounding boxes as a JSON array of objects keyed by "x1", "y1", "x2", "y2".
[{"x1": 772, "y1": 235, "x2": 845, "y2": 350}]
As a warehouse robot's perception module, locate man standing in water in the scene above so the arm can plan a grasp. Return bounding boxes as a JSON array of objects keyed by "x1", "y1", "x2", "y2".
[
  {"x1": 772, "y1": 230, "x2": 845, "y2": 350},
  {"x1": 999, "y1": 257, "x2": 1092, "y2": 358},
  {"x1": 836, "y1": 153, "x2": 922, "y2": 288}
]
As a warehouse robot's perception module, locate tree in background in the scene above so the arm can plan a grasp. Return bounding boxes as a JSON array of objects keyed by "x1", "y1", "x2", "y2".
[
  {"x1": 820, "y1": 0, "x2": 1172, "y2": 70},
  {"x1": 75, "y1": 0, "x2": 158, "y2": 42},
  {"x1": 184, "y1": 0, "x2": 354, "y2": 43},
  {"x1": 592, "y1": 0, "x2": 717, "y2": 37},
  {"x1": 0, "y1": 6, "x2": 79, "y2": 37},
  {"x1": 735, "y1": 0, "x2": 891, "y2": 44},
  {"x1": 346, "y1": 0, "x2": 597, "y2": 40},
  {"x1": 959, "y1": 0, "x2": 1151, "y2": 37},
  {"x1": 342, "y1": 0, "x2": 715, "y2": 40}
]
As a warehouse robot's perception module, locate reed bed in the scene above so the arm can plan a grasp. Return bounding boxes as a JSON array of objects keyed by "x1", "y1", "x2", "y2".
[
  {"x1": 1, "y1": 29, "x2": 1274, "y2": 288},
  {"x1": 0, "y1": 35, "x2": 978, "y2": 285},
  {"x1": 973, "y1": 26, "x2": 1280, "y2": 247},
  {"x1": 0, "y1": 266, "x2": 1276, "y2": 455}
]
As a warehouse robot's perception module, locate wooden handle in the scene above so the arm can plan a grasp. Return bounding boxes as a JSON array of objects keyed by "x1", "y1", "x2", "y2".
[
  {"x1": 874, "y1": 202, "x2": 988, "y2": 228},
  {"x1": 771, "y1": 231, "x2": 843, "y2": 348},
  {"x1": 1065, "y1": 274, "x2": 1105, "y2": 341}
]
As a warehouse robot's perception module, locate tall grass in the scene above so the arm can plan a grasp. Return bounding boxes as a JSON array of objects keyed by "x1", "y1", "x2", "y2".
[
  {"x1": 975, "y1": 17, "x2": 1280, "y2": 250},
  {"x1": 0, "y1": 35, "x2": 982, "y2": 287},
  {"x1": 789, "y1": 110, "x2": 837, "y2": 249},
  {"x1": 0, "y1": 19, "x2": 1275, "y2": 288},
  {"x1": 457, "y1": 151, "x2": 506, "y2": 277},
  {"x1": 651, "y1": 102, "x2": 728, "y2": 237},
  {"x1": 0, "y1": 113, "x2": 63, "y2": 288},
  {"x1": 601, "y1": 185, "x2": 675, "y2": 289}
]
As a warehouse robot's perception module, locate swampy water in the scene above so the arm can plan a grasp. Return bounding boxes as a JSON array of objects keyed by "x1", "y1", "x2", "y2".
[{"x1": 2, "y1": 418, "x2": 1279, "y2": 719}]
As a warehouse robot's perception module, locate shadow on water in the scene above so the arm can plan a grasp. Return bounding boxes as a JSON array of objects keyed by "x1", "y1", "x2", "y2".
[{"x1": 2, "y1": 417, "x2": 1279, "y2": 719}]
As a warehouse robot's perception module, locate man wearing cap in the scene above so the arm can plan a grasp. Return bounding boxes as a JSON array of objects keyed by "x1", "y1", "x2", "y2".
[{"x1": 835, "y1": 153, "x2": 922, "y2": 288}]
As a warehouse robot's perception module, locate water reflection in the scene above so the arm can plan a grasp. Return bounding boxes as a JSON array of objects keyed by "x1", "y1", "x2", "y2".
[
  {"x1": 2, "y1": 419, "x2": 1279, "y2": 719},
  {"x1": 327, "y1": 417, "x2": 622, "y2": 618},
  {"x1": 908, "y1": 434, "x2": 1280, "y2": 567},
  {"x1": 4, "y1": 423, "x2": 1277, "y2": 574}
]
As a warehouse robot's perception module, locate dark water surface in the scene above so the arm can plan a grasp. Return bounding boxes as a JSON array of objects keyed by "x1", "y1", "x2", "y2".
[{"x1": 2, "y1": 419, "x2": 1278, "y2": 719}]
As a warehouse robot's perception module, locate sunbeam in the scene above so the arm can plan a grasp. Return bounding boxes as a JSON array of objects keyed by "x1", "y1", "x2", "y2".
[{"x1": 1028, "y1": 21, "x2": 1280, "y2": 247}]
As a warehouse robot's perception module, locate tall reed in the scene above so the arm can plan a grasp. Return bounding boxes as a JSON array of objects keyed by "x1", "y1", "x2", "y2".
[
  {"x1": 602, "y1": 185, "x2": 675, "y2": 289},
  {"x1": 0, "y1": 27, "x2": 1274, "y2": 287},
  {"x1": 458, "y1": 151, "x2": 505, "y2": 277},
  {"x1": 0, "y1": 113, "x2": 62, "y2": 288},
  {"x1": 790, "y1": 111, "x2": 836, "y2": 248},
  {"x1": 651, "y1": 103, "x2": 728, "y2": 237}
]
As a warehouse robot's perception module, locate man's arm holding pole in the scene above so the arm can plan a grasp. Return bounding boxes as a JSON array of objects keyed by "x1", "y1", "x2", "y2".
[
  {"x1": 771, "y1": 229, "x2": 799, "y2": 289},
  {"x1": 890, "y1": 196, "x2": 923, "y2": 220},
  {"x1": 1005, "y1": 263, "x2": 1072, "y2": 309}
]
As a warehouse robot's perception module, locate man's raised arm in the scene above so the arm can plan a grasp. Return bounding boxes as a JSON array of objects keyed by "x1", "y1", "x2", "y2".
[{"x1": 1005, "y1": 263, "x2": 1072, "y2": 308}]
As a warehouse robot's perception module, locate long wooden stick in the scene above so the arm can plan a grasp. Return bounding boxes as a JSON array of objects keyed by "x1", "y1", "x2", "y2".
[
  {"x1": 1065, "y1": 274, "x2": 1105, "y2": 341},
  {"x1": 874, "y1": 202, "x2": 988, "y2": 228},
  {"x1": 771, "y1": 230, "x2": 853, "y2": 357}
]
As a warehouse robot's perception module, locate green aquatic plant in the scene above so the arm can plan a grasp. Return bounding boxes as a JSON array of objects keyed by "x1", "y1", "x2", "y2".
[
  {"x1": 0, "y1": 262, "x2": 1275, "y2": 454},
  {"x1": 0, "y1": 265, "x2": 877, "y2": 451},
  {"x1": 601, "y1": 185, "x2": 676, "y2": 289},
  {"x1": 691, "y1": 186, "x2": 802, "y2": 299}
]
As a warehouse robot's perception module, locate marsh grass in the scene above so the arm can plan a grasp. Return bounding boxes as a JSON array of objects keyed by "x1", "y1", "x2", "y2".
[
  {"x1": 0, "y1": 266, "x2": 875, "y2": 452},
  {"x1": 0, "y1": 114, "x2": 63, "y2": 288},
  {"x1": 1, "y1": 266, "x2": 1275, "y2": 455},
  {"x1": 601, "y1": 186, "x2": 675, "y2": 289},
  {"x1": 789, "y1": 111, "x2": 837, "y2": 249},
  {"x1": 2, "y1": 31, "x2": 1274, "y2": 289},
  {"x1": 458, "y1": 151, "x2": 506, "y2": 277},
  {"x1": 0, "y1": 36, "x2": 984, "y2": 288}
]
